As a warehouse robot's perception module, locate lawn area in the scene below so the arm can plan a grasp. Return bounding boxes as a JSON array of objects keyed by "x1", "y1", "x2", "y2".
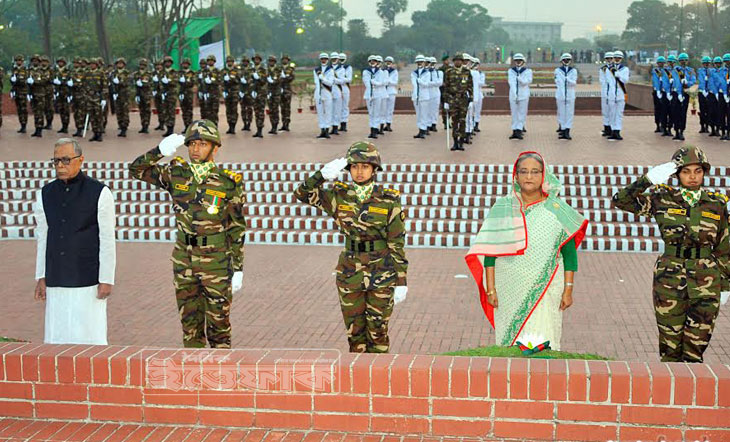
[{"x1": 444, "y1": 345, "x2": 609, "y2": 360}]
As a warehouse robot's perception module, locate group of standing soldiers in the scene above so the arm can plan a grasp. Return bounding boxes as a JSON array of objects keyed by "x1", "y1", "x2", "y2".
[{"x1": 5, "y1": 53, "x2": 297, "y2": 141}]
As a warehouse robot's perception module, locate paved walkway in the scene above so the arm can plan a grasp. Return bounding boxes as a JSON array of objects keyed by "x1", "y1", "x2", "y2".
[{"x1": 3, "y1": 241, "x2": 730, "y2": 363}]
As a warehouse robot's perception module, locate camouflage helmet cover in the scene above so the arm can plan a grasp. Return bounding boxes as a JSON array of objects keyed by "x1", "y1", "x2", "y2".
[
  {"x1": 14, "y1": 54, "x2": 24, "y2": 61},
  {"x1": 181, "y1": 57, "x2": 191, "y2": 65},
  {"x1": 163, "y1": 55, "x2": 173, "y2": 62},
  {"x1": 345, "y1": 141, "x2": 382, "y2": 171},
  {"x1": 138, "y1": 57, "x2": 149, "y2": 65},
  {"x1": 184, "y1": 119, "x2": 222, "y2": 146},
  {"x1": 671, "y1": 145, "x2": 710, "y2": 173},
  {"x1": 56, "y1": 56, "x2": 67, "y2": 63},
  {"x1": 225, "y1": 55, "x2": 235, "y2": 62},
  {"x1": 206, "y1": 54, "x2": 216, "y2": 61},
  {"x1": 115, "y1": 57, "x2": 126, "y2": 65}
]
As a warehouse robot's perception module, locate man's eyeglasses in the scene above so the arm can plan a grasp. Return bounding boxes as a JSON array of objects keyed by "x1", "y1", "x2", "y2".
[{"x1": 51, "y1": 155, "x2": 81, "y2": 166}]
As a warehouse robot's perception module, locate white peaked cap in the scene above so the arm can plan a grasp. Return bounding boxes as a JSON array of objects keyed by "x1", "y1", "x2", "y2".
[
  {"x1": 339, "y1": 52, "x2": 347, "y2": 59},
  {"x1": 368, "y1": 55, "x2": 377, "y2": 61},
  {"x1": 613, "y1": 50, "x2": 624, "y2": 58},
  {"x1": 330, "y1": 52, "x2": 340, "y2": 59},
  {"x1": 319, "y1": 52, "x2": 329, "y2": 59},
  {"x1": 604, "y1": 51, "x2": 614, "y2": 58},
  {"x1": 385, "y1": 56, "x2": 394, "y2": 62},
  {"x1": 415, "y1": 54, "x2": 425, "y2": 62},
  {"x1": 375, "y1": 55, "x2": 383, "y2": 62},
  {"x1": 561, "y1": 53, "x2": 572, "y2": 60},
  {"x1": 513, "y1": 53, "x2": 525, "y2": 61}
]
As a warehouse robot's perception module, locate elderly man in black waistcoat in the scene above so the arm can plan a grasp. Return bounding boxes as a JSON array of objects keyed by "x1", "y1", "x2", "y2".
[{"x1": 33, "y1": 138, "x2": 116, "y2": 345}]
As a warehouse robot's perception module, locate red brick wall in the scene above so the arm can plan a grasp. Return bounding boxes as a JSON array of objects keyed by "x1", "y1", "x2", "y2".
[{"x1": 1, "y1": 343, "x2": 728, "y2": 440}]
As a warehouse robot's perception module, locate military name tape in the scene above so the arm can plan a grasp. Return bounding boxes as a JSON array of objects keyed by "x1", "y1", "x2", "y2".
[
  {"x1": 338, "y1": 204, "x2": 355, "y2": 212},
  {"x1": 368, "y1": 206, "x2": 388, "y2": 215},
  {"x1": 702, "y1": 211, "x2": 721, "y2": 221},
  {"x1": 174, "y1": 183, "x2": 189, "y2": 191},
  {"x1": 206, "y1": 189, "x2": 226, "y2": 198},
  {"x1": 667, "y1": 208, "x2": 687, "y2": 216}
]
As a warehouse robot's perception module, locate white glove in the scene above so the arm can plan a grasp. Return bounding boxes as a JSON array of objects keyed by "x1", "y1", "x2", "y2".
[
  {"x1": 161, "y1": 77, "x2": 169, "y2": 84},
  {"x1": 67, "y1": 79, "x2": 74, "y2": 87},
  {"x1": 394, "y1": 286, "x2": 408, "y2": 305},
  {"x1": 253, "y1": 73, "x2": 260, "y2": 80},
  {"x1": 224, "y1": 74, "x2": 230, "y2": 82},
  {"x1": 179, "y1": 76, "x2": 185, "y2": 83},
  {"x1": 198, "y1": 73, "x2": 203, "y2": 79},
  {"x1": 656, "y1": 91, "x2": 662, "y2": 99},
  {"x1": 252, "y1": 91, "x2": 257, "y2": 99},
  {"x1": 204, "y1": 77, "x2": 212, "y2": 84},
  {"x1": 198, "y1": 91, "x2": 203, "y2": 99},
  {"x1": 113, "y1": 93, "x2": 118, "y2": 101},
  {"x1": 67, "y1": 95, "x2": 73, "y2": 103},
  {"x1": 101, "y1": 99, "x2": 107, "y2": 109},
  {"x1": 238, "y1": 91, "x2": 244, "y2": 99},
  {"x1": 53, "y1": 78, "x2": 61, "y2": 85},
  {"x1": 152, "y1": 90, "x2": 157, "y2": 97},
  {"x1": 112, "y1": 77, "x2": 119, "y2": 84},
  {"x1": 178, "y1": 94, "x2": 184, "y2": 101},
  {"x1": 320, "y1": 157, "x2": 348, "y2": 180},
  {"x1": 159, "y1": 133, "x2": 185, "y2": 156},
  {"x1": 204, "y1": 93, "x2": 209, "y2": 101},
  {"x1": 678, "y1": 94, "x2": 684, "y2": 103},
  {"x1": 646, "y1": 162, "x2": 678, "y2": 185},
  {"x1": 240, "y1": 77, "x2": 247, "y2": 85},
  {"x1": 281, "y1": 73, "x2": 287, "y2": 79},
  {"x1": 703, "y1": 91, "x2": 709, "y2": 97},
  {"x1": 27, "y1": 94, "x2": 33, "y2": 102},
  {"x1": 318, "y1": 73, "x2": 324, "y2": 80},
  {"x1": 468, "y1": 102, "x2": 474, "y2": 111},
  {"x1": 135, "y1": 96, "x2": 140, "y2": 103},
  {"x1": 10, "y1": 75, "x2": 16, "y2": 83},
  {"x1": 232, "y1": 271, "x2": 243, "y2": 294},
  {"x1": 136, "y1": 79, "x2": 143, "y2": 87},
  {"x1": 27, "y1": 76, "x2": 34, "y2": 85},
  {"x1": 9, "y1": 91, "x2": 15, "y2": 99},
  {"x1": 223, "y1": 91, "x2": 228, "y2": 99},
  {"x1": 722, "y1": 291, "x2": 730, "y2": 306},
  {"x1": 267, "y1": 76, "x2": 274, "y2": 84},
  {"x1": 444, "y1": 103, "x2": 450, "y2": 110},
  {"x1": 152, "y1": 75, "x2": 159, "y2": 82}
]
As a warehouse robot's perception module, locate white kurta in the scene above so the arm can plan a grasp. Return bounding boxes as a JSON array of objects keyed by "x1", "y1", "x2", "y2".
[{"x1": 34, "y1": 186, "x2": 116, "y2": 345}]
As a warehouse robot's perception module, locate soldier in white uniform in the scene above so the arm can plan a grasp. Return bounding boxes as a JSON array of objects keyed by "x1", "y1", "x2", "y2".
[
  {"x1": 373, "y1": 55, "x2": 388, "y2": 134},
  {"x1": 339, "y1": 52, "x2": 352, "y2": 132},
  {"x1": 330, "y1": 52, "x2": 344, "y2": 136},
  {"x1": 473, "y1": 58, "x2": 485, "y2": 133},
  {"x1": 554, "y1": 53, "x2": 578, "y2": 140},
  {"x1": 363, "y1": 55, "x2": 381, "y2": 139},
  {"x1": 384, "y1": 56, "x2": 398, "y2": 132},
  {"x1": 411, "y1": 54, "x2": 431, "y2": 139},
  {"x1": 313, "y1": 52, "x2": 334, "y2": 139},
  {"x1": 465, "y1": 55, "x2": 481, "y2": 144},
  {"x1": 508, "y1": 53, "x2": 532, "y2": 140},
  {"x1": 428, "y1": 57, "x2": 443, "y2": 133},
  {"x1": 606, "y1": 50, "x2": 630, "y2": 141},
  {"x1": 599, "y1": 52, "x2": 614, "y2": 136}
]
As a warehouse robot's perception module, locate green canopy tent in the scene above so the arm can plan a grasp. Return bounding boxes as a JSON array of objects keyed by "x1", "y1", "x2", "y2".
[{"x1": 168, "y1": 17, "x2": 222, "y2": 71}]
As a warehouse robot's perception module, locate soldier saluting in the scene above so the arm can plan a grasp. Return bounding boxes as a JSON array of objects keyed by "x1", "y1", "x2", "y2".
[
  {"x1": 613, "y1": 146, "x2": 729, "y2": 363},
  {"x1": 294, "y1": 142, "x2": 408, "y2": 353},
  {"x1": 129, "y1": 120, "x2": 247, "y2": 348}
]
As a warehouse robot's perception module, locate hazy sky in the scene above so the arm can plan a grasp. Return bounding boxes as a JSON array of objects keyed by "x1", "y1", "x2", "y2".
[{"x1": 251, "y1": 0, "x2": 664, "y2": 40}]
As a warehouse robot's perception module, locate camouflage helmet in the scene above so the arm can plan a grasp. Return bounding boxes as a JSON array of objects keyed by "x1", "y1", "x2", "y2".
[
  {"x1": 241, "y1": 55, "x2": 250, "y2": 62},
  {"x1": 89, "y1": 57, "x2": 100, "y2": 66},
  {"x1": 253, "y1": 53, "x2": 263, "y2": 61},
  {"x1": 56, "y1": 56, "x2": 66, "y2": 63},
  {"x1": 671, "y1": 145, "x2": 710, "y2": 174},
  {"x1": 154, "y1": 59, "x2": 163, "y2": 66},
  {"x1": 14, "y1": 54, "x2": 24, "y2": 61},
  {"x1": 40, "y1": 55, "x2": 50, "y2": 63},
  {"x1": 163, "y1": 55, "x2": 173, "y2": 63},
  {"x1": 73, "y1": 56, "x2": 82, "y2": 63},
  {"x1": 138, "y1": 57, "x2": 149, "y2": 66},
  {"x1": 226, "y1": 55, "x2": 235, "y2": 62},
  {"x1": 115, "y1": 57, "x2": 126, "y2": 65},
  {"x1": 184, "y1": 119, "x2": 222, "y2": 146},
  {"x1": 31, "y1": 53, "x2": 40, "y2": 61},
  {"x1": 206, "y1": 54, "x2": 216, "y2": 62},
  {"x1": 452, "y1": 52, "x2": 464, "y2": 61},
  {"x1": 268, "y1": 54, "x2": 277, "y2": 61},
  {"x1": 281, "y1": 54, "x2": 291, "y2": 61},
  {"x1": 345, "y1": 141, "x2": 382, "y2": 171},
  {"x1": 181, "y1": 57, "x2": 191, "y2": 65}
]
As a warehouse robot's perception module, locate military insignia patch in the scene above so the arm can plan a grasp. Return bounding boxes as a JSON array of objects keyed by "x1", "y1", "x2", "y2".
[
  {"x1": 369, "y1": 206, "x2": 388, "y2": 215},
  {"x1": 702, "y1": 211, "x2": 721, "y2": 221},
  {"x1": 205, "y1": 189, "x2": 226, "y2": 198},
  {"x1": 174, "y1": 183, "x2": 189, "y2": 191},
  {"x1": 338, "y1": 204, "x2": 355, "y2": 212},
  {"x1": 667, "y1": 208, "x2": 687, "y2": 216}
]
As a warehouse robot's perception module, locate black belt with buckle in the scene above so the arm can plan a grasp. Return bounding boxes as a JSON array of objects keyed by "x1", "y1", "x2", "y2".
[
  {"x1": 181, "y1": 232, "x2": 226, "y2": 247},
  {"x1": 345, "y1": 239, "x2": 387, "y2": 253},
  {"x1": 664, "y1": 245, "x2": 712, "y2": 260}
]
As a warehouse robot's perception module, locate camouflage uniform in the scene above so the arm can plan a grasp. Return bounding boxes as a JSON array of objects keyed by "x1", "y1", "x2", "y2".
[
  {"x1": 112, "y1": 58, "x2": 131, "y2": 136},
  {"x1": 221, "y1": 55, "x2": 242, "y2": 133},
  {"x1": 438, "y1": 61, "x2": 451, "y2": 128},
  {"x1": 177, "y1": 59, "x2": 196, "y2": 131},
  {"x1": 279, "y1": 56, "x2": 296, "y2": 131},
  {"x1": 239, "y1": 56, "x2": 254, "y2": 131},
  {"x1": 103, "y1": 63, "x2": 114, "y2": 131},
  {"x1": 153, "y1": 61, "x2": 164, "y2": 130},
  {"x1": 442, "y1": 54, "x2": 473, "y2": 151},
  {"x1": 52, "y1": 57, "x2": 72, "y2": 133},
  {"x1": 128, "y1": 120, "x2": 247, "y2": 348},
  {"x1": 293, "y1": 142, "x2": 408, "y2": 353},
  {"x1": 41, "y1": 56, "x2": 54, "y2": 129},
  {"x1": 613, "y1": 146, "x2": 730, "y2": 363},
  {"x1": 198, "y1": 60, "x2": 209, "y2": 120},
  {"x1": 204, "y1": 55, "x2": 221, "y2": 126},
  {"x1": 160, "y1": 56, "x2": 178, "y2": 135},
  {"x1": 266, "y1": 55, "x2": 283, "y2": 133},
  {"x1": 250, "y1": 55, "x2": 268, "y2": 138},
  {"x1": 10, "y1": 55, "x2": 30, "y2": 132},
  {"x1": 83, "y1": 59, "x2": 108, "y2": 141},
  {"x1": 28, "y1": 55, "x2": 48, "y2": 136},
  {"x1": 133, "y1": 59, "x2": 153, "y2": 133},
  {"x1": 69, "y1": 58, "x2": 87, "y2": 137}
]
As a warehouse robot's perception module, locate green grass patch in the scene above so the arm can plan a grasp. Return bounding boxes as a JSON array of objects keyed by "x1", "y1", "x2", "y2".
[
  {"x1": 0, "y1": 336, "x2": 21, "y2": 342},
  {"x1": 444, "y1": 345, "x2": 609, "y2": 360}
]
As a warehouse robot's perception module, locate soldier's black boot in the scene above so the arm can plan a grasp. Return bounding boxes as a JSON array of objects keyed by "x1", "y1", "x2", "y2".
[
  {"x1": 31, "y1": 127, "x2": 42, "y2": 137},
  {"x1": 139, "y1": 125, "x2": 149, "y2": 134},
  {"x1": 672, "y1": 130, "x2": 681, "y2": 140},
  {"x1": 340, "y1": 122, "x2": 348, "y2": 132},
  {"x1": 474, "y1": 122, "x2": 480, "y2": 133},
  {"x1": 602, "y1": 125, "x2": 611, "y2": 136},
  {"x1": 281, "y1": 122, "x2": 290, "y2": 131},
  {"x1": 378, "y1": 124, "x2": 385, "y2": 135},
  {"x1": 654, "y1": 123, "x2": 662, "y2": 133},
  {"x1": 44, "y1": 122, "x2": 52, "y2": 130},
  {"x1": 330, "y1": 125, "x2": 339, "y2": 135},
  {"x1": 558, "y1": 129, "x2": 566, "y2": 139},
  {"x1": 614, "y1": 130, "x2": 623, "y2": 140},
  {"x1": 385, "y1": 123, "x2": 393, "y2": 132},
  {"x1": 464, "y1": 133, "x2": 472, "y2": 144},
  {"x1": 456, "y1": 138, "x2": 466, "y2": 150},
  {"x1": 18, "y1": 124, "x2": 27, "y2": 134},
  {"x1": 430, "y1": 124, "x2": 437, "y2": 133},
  {"x1": 368, "y1": 127, "x2": 378, "y2": 139},
  {"x1": 268, "y1": 124, "x2": 278, "y2": 135},
  {"x1": 163, "y1": 126, "x2": 174, "y2": 137},
  {"x1": 73, "y1": 128, "x2": 83, "y2": 137},
  {"x1": 253, "y1": 127, "x2": 264, "y2": 138},
  {"x1": 413, "y1": 129, "x2": 425, "y2": 139},
  {"x1": 226, "y1": 126, "x2": 235, "y2": 134},
  {"x1": 662, "y1": 126, "x2": 672, "y2": 136},
  {"x1": 450, "y1": 140, "x2": 458, "y2": 151},
  {"x1": 678, "y1": 130, "x2": 685, "y2": 141},
  {"x1": 155, "y1": 123, "x2": 164, "y2": 131},
  {"x1": 509, "y1": 129, "x2": 519, "y2": 140},
  {"x1": 710, "y1": 126, "x2": 719, "y2": 137},
  {"x1": 118, "y1": 128, "x2": 127, "y2": 137},
  {"x1": 58, "y1": 124, "x2": 68, "y2": 134},
  {"x1": 564, "y1": 129, "x2": 572, "y2": 140},
  {"x1": 516, "y1": 129, "x2": 524, "y2": 140}
]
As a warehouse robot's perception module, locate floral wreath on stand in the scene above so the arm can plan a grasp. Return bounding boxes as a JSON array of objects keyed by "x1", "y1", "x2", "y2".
[{"x1": 514, "y1": 333, "x2": 551, "y2": 356}]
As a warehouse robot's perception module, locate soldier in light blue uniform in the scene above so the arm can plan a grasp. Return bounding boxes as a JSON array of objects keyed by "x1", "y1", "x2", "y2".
[
  {"x1": 709, "y1": 56, "x2": 726, "y2": 138},
  {"x1": 697, "y1": 56, "x2": 714, "y2": 134},
  {"x1": 651, "y1": 56, "x2": 670, "y2": 135},
  {"x1": 669, "y1": 53, "x2": 696, "y2": 141},
  {"x1": 714, "y1": 54, "x2": 730, "y2": 140}
]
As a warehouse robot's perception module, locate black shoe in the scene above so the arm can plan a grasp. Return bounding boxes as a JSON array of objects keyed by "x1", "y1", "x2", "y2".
[
  {"x1": 269, "y1": 127, "x2": 278, "y2": 135},
  {"x1": 330, "y1": 126, "x2": 339, "y2": 135},
  {"x1": 699, "y1": 125, "x2": 707, "y2": 133},
  {"x1": 155, "y1": 123, "x2": 164, "y2": 131},
  {"x1": 464, "y1": 133, "x2": 472, "y2": 144},
  {"x1": 509, "y1": 130, "x2": 519, "y2": 140},
  {"x1": 430, "y1": 124, "x2": 437, "y2": 133},
  {"x1": 456, "y1": 139, "x2": 465, "y2": 150},
  {"x1": 340, "y1": 122, "x2": 348, "y2": 132},
  {"x1": 281, "y1": 123, "x2": 290, "y2": 131},
  {"x1": 243, "y1": 123, "x2": 251, "y2": 131},
  {"x1": 522, "y1": 127, "x2": 527, "y2": 133},
  {"x1": 31, "y1": 127, "x2": 42, "y2": 137},
  {"x1": 385, "y1": 123, "x2": 392, "y2": 132},
  {"x1": 73, "y1": 129, "x2": 83, "y2": 137},
  {"x1": 378, "y1": 124, "x2": 384, "y2": 134},
  {"x1": 563, "y1": 129, "x2": 572, "y2": 140},
  {"x1": 57, "y1": 125, "x2": 68, "y2": 134},
  {"x1": 662, "y1": 127, "x2": 672, "y2": 137},
  {"x1": 139, "y1": 126, "x2": 149, "y2": 134},
  {"x1": 368, "y1": 127, "x2": 378, "y2": 139},
  {"x1": 450, "y1": 142, "x2": 458, "y2": 151},
  {"x1": 558, "y1": 129, "x2": 566, "y2": 139},
  {"x1": 316, "y1": 128, "x2": 327, "y2": 139},
  {"x1": 672, "y1": 131, "x2": 681, "y2": 140},
  {"x1": 44, "y1": 123, "x2": 52, "y2": 130},
  {"x1": 678, "y1": 130, "x2": 685, "y2": 141},
  {"x1": 602, "y1": 125, "x2": 611, "y2": 136},
  {"x1": 89, "y1": 132, "x2": 99, "y2": 141},
  {"x1": 413, "y1": 129, "x2": 425, "y2": 139},
  {"x1": 253, "y1": 127, "x2": 264, "y2": 138},
  {"x1": 557, "y1": 126, "x2": 562, "y2": 133},
  {"x1": 474, "y1": 123, "x2": 480, "y2": 133},
  {"x1": 118, "y1": 128, "x2": 127, "y2": 137},
  {"x1": 18, "y1": 124, "x2": 26, "y2": 134},
  {"x1": 226, "y1": 127, "x2": 235, "y2": 134},
  {"x1": 614, "y1": 130, "x2": 623, "y2": 140},
  {"x1": 163, "y1": 126, "x2": 174, "y2": 137},
  {"x1": 516, "y1": 129, "x2": 524, "y2": 139},
  {"x1": 655, "y1": 124, "x2": 662, "y2": 133}
]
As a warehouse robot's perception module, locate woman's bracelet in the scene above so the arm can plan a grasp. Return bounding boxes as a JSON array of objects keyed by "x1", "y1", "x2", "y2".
[{"x1": 565, "y1": 282, "x2": 574, "y2": 287}]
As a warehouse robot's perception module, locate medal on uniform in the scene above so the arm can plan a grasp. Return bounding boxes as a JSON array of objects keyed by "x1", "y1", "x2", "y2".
[{"x1": 208, "y1": 195, "x2": 220, "y2": 214}]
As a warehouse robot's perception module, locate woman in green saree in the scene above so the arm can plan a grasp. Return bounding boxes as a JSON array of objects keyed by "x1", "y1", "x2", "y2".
[{"x1": 465, "y1": 151, "x2": 588, "y2": 349}]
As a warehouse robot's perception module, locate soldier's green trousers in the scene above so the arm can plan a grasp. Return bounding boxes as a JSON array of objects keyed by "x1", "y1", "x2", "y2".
[
  {"x1": 55, "y1": 95, "x2": 70, "y2": 128},
  {"x1": 207, "y1": 93, "x2": 220, "y2": 126},
  {"x1": 225, "y1": 95, "x2": 239, "y2": 129},
  {"x1": 653, "y1": 256, "x2": 721, "y2": 363},
  {"x1": 154, "y1": 94, "x2": 163, "y2": 127},
  {"x1": 172, "y1": 242, "x2": 233, "y2": 349},
  {"x1": 281, "y1": 91, "x2": 293, "y2": 125},
  {"x1": 115, "y1": 93, "x2": 129, "y2": 130},
  {"x1": 268, "y1": 93, "x2": 281, "y2": 128},
  {"x1": 14, "y1": 95, "x2": 28, "y2": 126},
  {"x1": 253, "y1": 95, "x2": 266, "y2": 129},
  {"x1": 336, "y1": 251, "x2": 395, "y2": 353},
  {"x1": 72, "y1": 95, "x2": 85, "y2": 131},
  {"x1": 30, "y1": 96, "x2": 46, "y2": 129},
  {"x1": 450, "y1": 99, "x2": 468, "y2": 140},
  {"x1": 162, "y1": 94, "x2": 177, "y2": 129},
  {"x1": 138, "y1": 96, "x2": 151, "y2": 129},
  {"x1": 180, "y1": 95, "x2": 194, "y2": 130},
  {"x1": 240, "y1": 95, "x2": 253, "y2": 127},
  {"x1": 44, "y1": 93, "x2": 53, "y2": 127}
]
